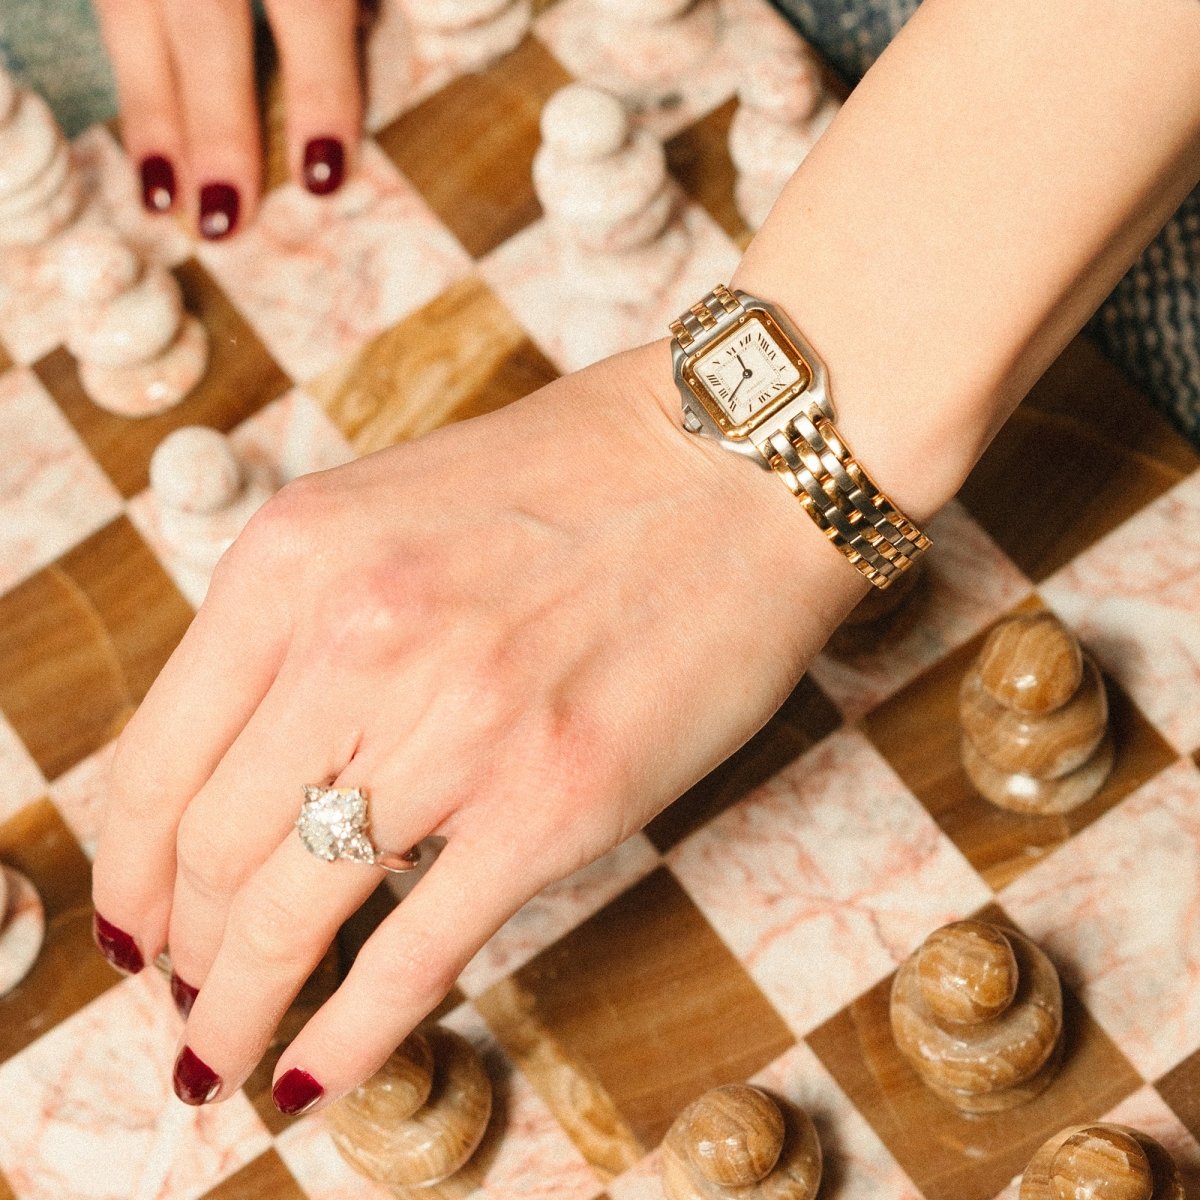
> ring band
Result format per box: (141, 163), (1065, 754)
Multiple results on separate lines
(296, 785), (421, 874)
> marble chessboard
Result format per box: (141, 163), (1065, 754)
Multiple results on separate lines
(2, 4), (1200, 1200)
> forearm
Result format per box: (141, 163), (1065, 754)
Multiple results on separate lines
(734, 0), (1200, 522)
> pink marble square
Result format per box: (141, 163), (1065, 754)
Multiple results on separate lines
(478, 194), (740, 374)
(196, 140), (472, 383)
(667, 727), (992, 1038)
(127, 388), (353, 607)
(0, 367), (124, 594)
(0, 713), (46, 826)
(458, 832), (660, 996)
(989, 1085), (1200, 1200)
(277, 1004), (601, 1200)
(1040, 469), (1200, 755)
(0, 971), (271, 1200)
(809, 500), (1032, 721)
(48, 738), (115, 858)
(1001, 758), (1200, 1082)
(72, 125), (195, 269)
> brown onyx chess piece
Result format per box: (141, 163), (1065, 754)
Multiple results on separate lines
(960, 611), (1113, 814)
(890, 920), (1063, 1114)
(1019, 1124), (1184, 1200)
(661, 1084), (822, 1200)
(326, 1025), (492, 1194)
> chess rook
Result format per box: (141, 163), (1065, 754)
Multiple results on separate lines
(1019, 1124), (1184, 1200)
(326, 1026), (492, 1192)
(661, 1084), (822, 1200)
(960, 611), (1113, 814)
(0, 64), (80, 248)
(730, 45), (840, 230)
(58, 229), (208, 416)
(398, 0), (532, 68)
(890, 919), (1064, 1113)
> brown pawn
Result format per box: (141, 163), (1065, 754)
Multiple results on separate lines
(960, 612), (1113, 814)
(661, 1083), (822, 1200)
(326, 1025), (492, 1193)
(890, 920), (1064, 1114)
(1019, 1123), (1184, 1200)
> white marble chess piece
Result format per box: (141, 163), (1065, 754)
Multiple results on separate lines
(533, 83), (690, 296)
(0, 64), (81, 248)
(57, 229), (208, 417)
(397, 0), (531, 68)
(149, 425), (276, 587)
(0, 862), (46, 998)
(729, 45), (840, 230)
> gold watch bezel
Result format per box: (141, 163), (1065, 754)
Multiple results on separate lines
(679, 309), (814, 439)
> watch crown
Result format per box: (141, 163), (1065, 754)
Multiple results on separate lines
(683, 409), (703, 433)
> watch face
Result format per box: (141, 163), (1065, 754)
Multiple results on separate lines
(692, 317), (804, 430)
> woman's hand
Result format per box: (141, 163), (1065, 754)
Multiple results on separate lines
(90, 341), (866, 1112)
(93, 0), (362, 236)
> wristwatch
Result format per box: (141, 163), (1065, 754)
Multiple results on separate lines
(669, 284), (930, 589)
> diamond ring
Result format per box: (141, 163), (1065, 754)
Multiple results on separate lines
(296, 785), (421, 874)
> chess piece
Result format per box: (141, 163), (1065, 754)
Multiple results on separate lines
(533, 83), (689, 296)
(730, 45), (840, 230)
(890, 919), (1064, 1114)
(0, 862), (46, 997)
(661, 1084), (822, 1200)
(1019, 1124), (1184, 1200)
(960, 612), (1113, 814)
(0, 64), (81, 248)
(326, 1025), (492, 1191)
(398, 0), (532, 68)
(150, 425), (275, 577)
(58, 229), (208, 417)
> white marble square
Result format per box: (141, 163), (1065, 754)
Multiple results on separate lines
(197, 141), (473, 383)
(48, 738), (114, 858)
(0, 713), (46, 826)
(0, 971), (271, 1200)
(458, 833), (661, 997)
(668, 727), (992, 1038)
(1041, 469), (1200, 755)
(0, 367), (123, 595)
(809, 500), (1032, 721)
(1001, 758), (1200, 1082)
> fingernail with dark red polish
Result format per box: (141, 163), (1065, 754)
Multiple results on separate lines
(170, 972), (199, 1020)
(302, 137), (345, 196)
(198, 182), (239, 239)
(173, 1046), (221, 1105)
(93, 911), (144, 975)
(272, 1068), (324, 1115)
(140, 155), (176, 213)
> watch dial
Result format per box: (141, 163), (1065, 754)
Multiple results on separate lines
(693, 318), (802, 426)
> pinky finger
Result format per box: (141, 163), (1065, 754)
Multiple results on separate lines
(269, 831), (542, 1115)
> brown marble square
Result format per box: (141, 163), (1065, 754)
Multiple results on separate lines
(35, 258), (290, 499)
(375, 36), (572, 259)
(308, 274), (558, 454)
(958, 336), (1200, 582)
(806, 904), (1143, 1200)
(646, 674), (841, 853)
(477, 867), (795, 1180)
(665, 99), (752, 250)
(197, 1150), (308, 1200)
(1157, 1048), (1200, 1148)
(0, 516), (193, 781)
(860, 597), (1179, 891)
(0, 800), (117, 1064)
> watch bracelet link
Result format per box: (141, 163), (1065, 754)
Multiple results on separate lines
(670, 285), (930, 590)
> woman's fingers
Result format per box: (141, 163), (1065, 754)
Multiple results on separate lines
(92, 554), (290, 976)
(93, 0), (186, 213)
(262, 0), (361, 194)
(161, 0), (261, 238)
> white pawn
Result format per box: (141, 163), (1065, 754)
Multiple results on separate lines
(399, 0), (532, 68)
(729, 46), (840, 230)
(0, 862), (46, 998)
(58, 229), (208, 417)
(150, 426), (275, 588)
(0, 64), (81, 248)
(533, 84), (688, 296)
